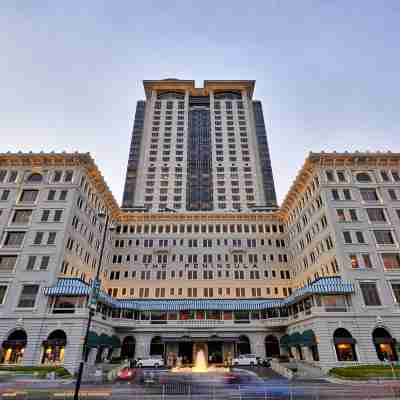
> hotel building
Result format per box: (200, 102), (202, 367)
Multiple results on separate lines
(0, 80), (399, 373)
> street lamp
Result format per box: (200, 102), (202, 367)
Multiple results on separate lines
(74, 212), (114, 400)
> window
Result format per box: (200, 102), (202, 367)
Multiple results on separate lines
(47, 232), (57, 245)
(20, 190), (38, 203)
(47, 190), (56, 201)
(3, 232), (25, 247)
(366, 208), (386, 223)
(59, 190), (68, 201)
(53, 171), (62, 182)
(0, 284), (7, 304)
(12, 210), (32, 224)
(54, 210), (63, 222)
(39, 257), (50, 271)
(8, 171), (18, 183)
(0, 190), (10, 201)
(17, 284), (39, 308)
(326, 170), (335, 182)
(360, 282), (381, 306)
(41, 210), (50, 222)
(336, 209), (346, 222)
(343, 189), (352, 201)
(0, 255), (17, 272)
(26, 173), (43, 183)
(26, 256), (36, 270)
(337, 171), (346, 182)
(381, 253), (400, 270)
(343, 232), (352, 244)
(381, 171), (390, 182)
(362, 254), (372, 268)
(356, 172), (372, 183)
(350, 254), (372, 269)
(392, 171), (400, 182)
(349, 254), (359, 269)
(388, 189), (398, 201)
(33, 232), (44, 245)
(355, 231), (365, 244)
(373, 230), (395, 245)
(65, 170), (73, 182)
(360, 188), (379, 202)
(390, 282), (400, 303)
(349, 209), (358, 221)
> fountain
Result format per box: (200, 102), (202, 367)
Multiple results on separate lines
(191, 349), (208, 373)
(171, 346), (229, 374)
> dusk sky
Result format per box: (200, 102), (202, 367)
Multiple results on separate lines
(1, 1), (399, 205)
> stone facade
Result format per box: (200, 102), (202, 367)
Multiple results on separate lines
(1, 120), (400, 373)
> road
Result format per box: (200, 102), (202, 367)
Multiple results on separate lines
(1, 367), (400, 399)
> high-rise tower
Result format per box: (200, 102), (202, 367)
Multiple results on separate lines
(122, 79), (277, 211)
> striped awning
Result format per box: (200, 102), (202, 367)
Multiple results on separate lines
(117, 299), (283, 311)
(43, 278), (90, 296)
(44, 276), (354, 311)
(284, 276), (354, 305)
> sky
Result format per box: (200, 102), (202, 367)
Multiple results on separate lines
(1, 1), (399, 205)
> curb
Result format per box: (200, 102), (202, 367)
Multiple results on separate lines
(326, 375), (400, 385)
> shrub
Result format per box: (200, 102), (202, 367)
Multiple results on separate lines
(0, 366), (71, 378)
(330, 365), (400, 380)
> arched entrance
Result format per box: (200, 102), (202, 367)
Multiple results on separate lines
(373, 327), (398, 361)
(41, 330), (67, 364)
(333, 328), (357, 361)
(150, 336), (164, 357)
(237, 335), (251, 355)
(120, 336), (136, 359)
(1, 330), (27, 364)
(265, 335), (280, 358)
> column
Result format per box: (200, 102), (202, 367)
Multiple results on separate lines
(135, 334), (152, 358)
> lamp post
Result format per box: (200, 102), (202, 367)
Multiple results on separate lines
(74, 212), (112, 400)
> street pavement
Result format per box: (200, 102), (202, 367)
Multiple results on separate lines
(1, 367), (400, 399)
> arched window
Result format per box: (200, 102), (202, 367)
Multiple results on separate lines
(120, 336), (136, 359)
(26, 173), (43, 183)
(333, 328), (357, 361)
(373, 327), (398, 361)
(356, 172), (372, 183)
(41, 330), (67, 364)
(265, 335), (280, 358)
(237, 335), (251, 355)
(214, 91), (242, 100)
(157, 91), (185, 100)
(150, 336), (164, 356)
(1, 330), (27, 364)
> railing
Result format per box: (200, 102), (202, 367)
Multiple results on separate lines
(50, 307), (87, 315)
(110, 317), (289, 328)
(289, 306), (351, 321)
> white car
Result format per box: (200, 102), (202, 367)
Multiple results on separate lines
(232, 354), (258, 367)
(136, 356), (164, 368)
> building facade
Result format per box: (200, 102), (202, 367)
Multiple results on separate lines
(0, 82), (400, 374)
(122, 80), (277, 211)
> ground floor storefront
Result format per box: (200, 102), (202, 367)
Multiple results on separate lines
(1, 313), (400, 373)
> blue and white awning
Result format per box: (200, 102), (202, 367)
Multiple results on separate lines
(117, 299), (283, 311)
(43, 278), (90, 296)
(44, 276), (354, 310)
(284, 276), (354, 305)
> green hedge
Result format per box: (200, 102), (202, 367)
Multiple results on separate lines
(0, 366), (71, 378)
(330, 365), (400, 380)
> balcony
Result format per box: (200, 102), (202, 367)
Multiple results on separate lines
(110, 316), (289, 329)
(288, 306), (352, 322)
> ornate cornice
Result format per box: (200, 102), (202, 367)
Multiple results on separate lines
(2, 151), (399, 224)
(143, 79), (255, 99)
(280, 151), (400, 217)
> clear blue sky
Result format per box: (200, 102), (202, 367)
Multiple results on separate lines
(1, 1), (399, 205)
